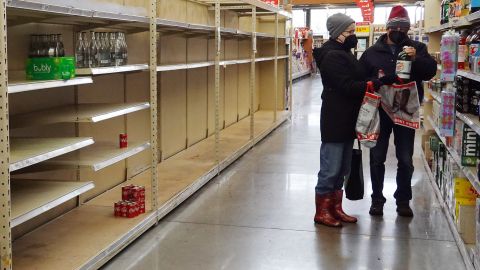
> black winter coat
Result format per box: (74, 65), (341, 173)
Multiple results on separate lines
(359, 34), (437, 102)
(313, 40), (367, 143)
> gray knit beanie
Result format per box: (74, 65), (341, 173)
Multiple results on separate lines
(327, 13), (355, 39)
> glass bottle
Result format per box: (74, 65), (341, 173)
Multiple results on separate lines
(89, 31), (98, 67)
(396, 47), (413, 81)
(121, 32), (128, 65)
(47, 34), (56, 57)
(28, 35), (37, 58)
(56, 34), (65, 57)
(109, 32), (117, 66)
(75, 32), (86, 68)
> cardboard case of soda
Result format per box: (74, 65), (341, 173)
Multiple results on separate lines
(114, 185), (146, 218)
(26, 57), (75, 80)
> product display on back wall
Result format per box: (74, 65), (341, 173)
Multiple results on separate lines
(75, 31), (128, 68)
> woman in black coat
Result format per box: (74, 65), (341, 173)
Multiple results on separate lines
(312, 13), (397, 227)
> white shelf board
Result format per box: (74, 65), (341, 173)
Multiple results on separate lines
(11, 102), (150, 129)
(194, 0), (291, 18)
(467, 11), (480, 22)
(427, 116), (480, 193)
(11, 180), (94, 227)
(44, 141), (150, 171)
(10, 137), (94, 172)
(76, 64), (149, 75)
(421, 150), (476, 270)
(8, 77), (93, 94)
(7, 0), (149, 24)
(457, 70), (480, 82)
(456, 111), (480, 137)
(426, 17), (470, 34)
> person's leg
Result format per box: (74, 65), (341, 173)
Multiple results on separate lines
(315, 142), (345, 227)
(334, 140), (355, 190)
(332, 140), (358, 223)
(316, 142), (345, 195)
(393, 124), (415, 217)
(369, 109), (393, 215)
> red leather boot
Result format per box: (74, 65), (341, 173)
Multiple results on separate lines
(314, 193), (342, 227)
(332, 190), (358, 223)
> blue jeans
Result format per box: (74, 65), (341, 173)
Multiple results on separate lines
(316, 140), (355, 195)
(370, 108), (415, 203)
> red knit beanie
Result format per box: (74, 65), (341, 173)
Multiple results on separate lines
(387, 6), (411, 29)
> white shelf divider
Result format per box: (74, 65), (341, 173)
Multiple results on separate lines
(458, 70), (480, 82)
(8, 77), (93, 94)
(76, 64), (149, 76)
(11, 180), (95, 227)
(10, 137), (94, 172)
(44, 141), (151, 171)
(11, 102), (150, 129)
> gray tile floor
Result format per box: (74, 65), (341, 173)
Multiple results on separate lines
(103, 76), (466, 270)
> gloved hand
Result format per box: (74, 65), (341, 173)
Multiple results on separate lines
(379, 74), (400, 85)
(371, 74), (400, 91)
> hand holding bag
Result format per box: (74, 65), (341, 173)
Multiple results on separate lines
(356, 82), (381, 148)
(345, 141), (364, 201)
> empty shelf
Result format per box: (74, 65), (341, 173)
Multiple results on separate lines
(76, 64), (149, 75)
(10, 137), (94, 172)
(12, 180), (94, 227)
(45, 141), (151, 171)
(8, 77), (93, 94)
(11, 102), (150, 129)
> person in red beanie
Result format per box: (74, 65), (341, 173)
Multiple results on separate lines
(360, 6), (437, 217)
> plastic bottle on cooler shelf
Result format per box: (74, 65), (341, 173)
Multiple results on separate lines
(469, 29), (480, 71)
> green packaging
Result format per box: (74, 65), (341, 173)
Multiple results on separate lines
(461, 124), (480, 167)
(26, 57), (75, 80)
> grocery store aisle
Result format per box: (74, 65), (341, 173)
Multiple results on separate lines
(103, 75), (466, 270)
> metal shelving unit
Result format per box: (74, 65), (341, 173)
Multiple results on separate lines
(0, 0), (293, 269)
(11, 180), (94, 227)
(421, 149), (476, 270)
(44, 141), (151, 171)
(11, 102), (151, 129)
(10, 137), (94, 172)
(8, 77), (93, 94)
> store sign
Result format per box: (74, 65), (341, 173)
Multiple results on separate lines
(356, 22), (371, 34)
(355, 0), (374, 22)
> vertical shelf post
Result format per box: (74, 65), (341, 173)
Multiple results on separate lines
(274, 13), (278, 122)
(215, 1), (221, 169)
(250, 6), (256, 141)
(288, 19), (293, 112)
(149, 0), (159, 217)
(0, 0), (11, 268)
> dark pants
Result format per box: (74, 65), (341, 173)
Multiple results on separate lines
(370, 108), (415, 203)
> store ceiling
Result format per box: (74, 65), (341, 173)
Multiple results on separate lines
(292, 0), (417, 5)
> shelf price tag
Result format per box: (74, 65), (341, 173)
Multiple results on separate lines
(355, 22), (371, 34)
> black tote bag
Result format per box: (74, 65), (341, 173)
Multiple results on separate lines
(345, 141), (364, 201)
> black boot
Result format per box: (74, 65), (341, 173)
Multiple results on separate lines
(369, 199), (385, 216)
(396, 201), (414, 217)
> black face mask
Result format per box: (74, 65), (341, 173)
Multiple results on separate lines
(342, 35), (358, 50)
(389, 31), (408, 44)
